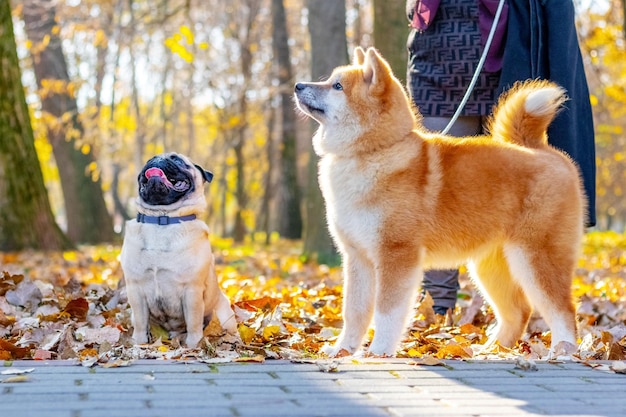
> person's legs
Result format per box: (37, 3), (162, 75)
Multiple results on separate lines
(420, 115), (483, 314)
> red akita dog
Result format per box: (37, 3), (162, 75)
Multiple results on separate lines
(294, 47), (584, 357)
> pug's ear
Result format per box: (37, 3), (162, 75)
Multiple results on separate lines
(195, 164), (214, 183)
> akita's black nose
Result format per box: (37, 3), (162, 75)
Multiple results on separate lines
(294, 83), (306, 92)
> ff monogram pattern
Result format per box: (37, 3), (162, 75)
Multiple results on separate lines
(407, 0), (500, 117)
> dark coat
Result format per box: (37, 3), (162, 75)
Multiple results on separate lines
(498, 0), (596, 226)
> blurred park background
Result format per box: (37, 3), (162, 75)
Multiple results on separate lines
(1, 0), (625, 262)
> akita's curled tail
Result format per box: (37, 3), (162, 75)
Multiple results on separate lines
(488, 80), (567, 148)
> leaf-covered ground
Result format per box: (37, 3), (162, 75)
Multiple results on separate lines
(1, 232), (625, 368)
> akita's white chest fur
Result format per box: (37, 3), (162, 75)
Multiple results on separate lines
(318, 155), (382, 254)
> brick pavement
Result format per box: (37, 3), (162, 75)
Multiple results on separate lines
(1, 359), (624, 417)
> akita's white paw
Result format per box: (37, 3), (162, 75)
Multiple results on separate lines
(320, 343), (352, 358)
(366, 342), (397, 357)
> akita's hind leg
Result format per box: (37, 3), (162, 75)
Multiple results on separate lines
(368, 248), (423, 356)
(504, 244), (577, 351)
(321, 250), (375, 357)
(469, 247), (532, 348)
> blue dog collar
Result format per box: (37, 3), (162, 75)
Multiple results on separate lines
(136, 213), (197, 225)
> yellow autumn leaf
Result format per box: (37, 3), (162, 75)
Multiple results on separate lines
(88, 161), (98, 174)
(180, 25), (194, 45)
(238, 324), (256, 344)
(262, 325), (281, 340)
(94, 29), (107, 47)
(63, 251), (78, 262)
(406, 348), (422, 358)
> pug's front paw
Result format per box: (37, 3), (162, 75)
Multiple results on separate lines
(185, 332), (203, 348)
(132, 330), (149, 345)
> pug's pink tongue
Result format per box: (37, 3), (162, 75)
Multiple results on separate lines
(145, 167), (174, 188)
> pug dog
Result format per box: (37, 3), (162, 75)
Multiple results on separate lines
(120, 152), (238, 348)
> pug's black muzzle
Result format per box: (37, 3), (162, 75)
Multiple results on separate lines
(138, 155), (195, 206)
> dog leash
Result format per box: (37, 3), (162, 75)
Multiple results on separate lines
(441, 0), (507, 135)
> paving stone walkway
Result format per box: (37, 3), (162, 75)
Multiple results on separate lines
(1, 359), (624, 417)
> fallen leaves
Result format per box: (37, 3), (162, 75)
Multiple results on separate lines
(0, 339), (30, 360)
(514, 357), (538, 371)
(1, 367), (34, 375)
(1, 375), (30, 383)
(0, 232), (624, 371)
(1, 367), (36, 383)
(63, 298), (89, 321)
(408, 356), (446, 366)
(580, 360), (626, 374)
(5, 276), (42, 309)
(610, 361), (626, 373)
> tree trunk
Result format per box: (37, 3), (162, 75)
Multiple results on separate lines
(261, 102), (277, 244)
(127, 0), (146, 171)
(231, 0), (262, 243)
(623, 0), (626, 40)
(22, 0), (114, 244)
(303, 0), (346, 265)
(271, 0), (303, 240)
(111, 163), (131, 223)
(0, 0), (71, 251)
(184, 3), (197, 157)
(232, 138), (247, 242)
(373, 0), (408, 84)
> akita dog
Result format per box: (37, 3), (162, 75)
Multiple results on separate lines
(294, 47), (584, 357)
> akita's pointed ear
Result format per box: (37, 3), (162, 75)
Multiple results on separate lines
(352, 47), (366, 66)
(362, 48), (392, 94)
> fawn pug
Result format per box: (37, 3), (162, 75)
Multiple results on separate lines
(121, 152), (237, 348)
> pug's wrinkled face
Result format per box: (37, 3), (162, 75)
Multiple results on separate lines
(138, 153), (212, 206)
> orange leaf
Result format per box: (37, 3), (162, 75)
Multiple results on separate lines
(203, 315), (225, 338)
(332, 348), (351, 358)
(234, 296), (281, 312)
(0, 272), (23, 296)
(0, 310), (15, 327)
(435, 344), (473, 359)
(64, 298), (89, 321)
(79, 348), (98, 360)
(459, 323), (483, 335)
(0, 339), (30, 359)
